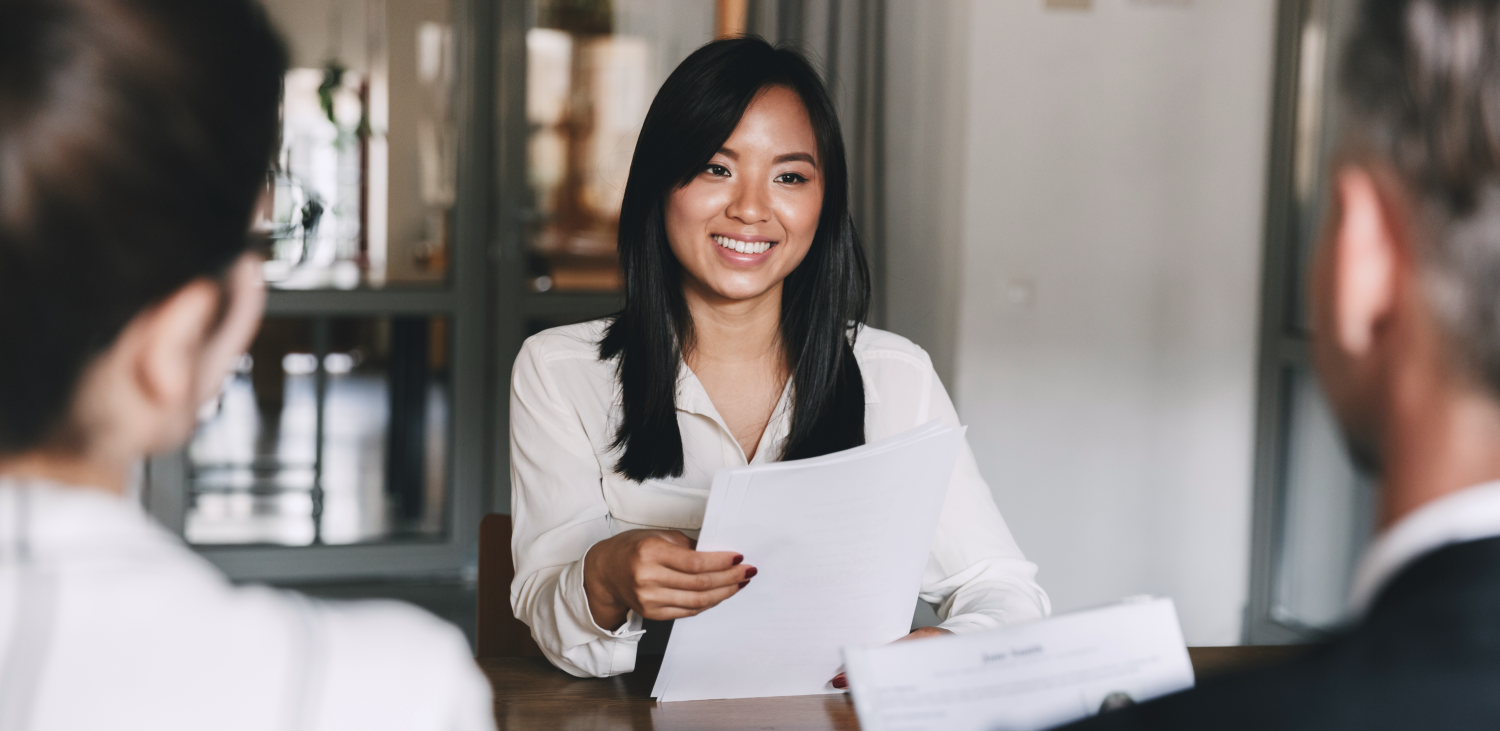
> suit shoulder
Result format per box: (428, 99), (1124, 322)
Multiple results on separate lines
(1057, 646), (1342, 731)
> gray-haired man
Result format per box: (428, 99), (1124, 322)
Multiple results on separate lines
(1067, 0), (1500, 728)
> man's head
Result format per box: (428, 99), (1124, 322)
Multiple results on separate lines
(1312, 0), (1500, 485)
(0, 0), (285, 485)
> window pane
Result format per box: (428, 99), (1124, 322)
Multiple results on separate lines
(524, 0), (715, 294)
(1271, 365), (1376, 629)
(257, 0), (456, 289)
(186, 316), (451, 546)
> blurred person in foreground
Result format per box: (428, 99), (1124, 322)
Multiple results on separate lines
(1064, 0), (1500, 728)
(0, 0), (492, 729)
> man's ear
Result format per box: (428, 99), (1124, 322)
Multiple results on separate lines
(1330, 167), (1402, 356)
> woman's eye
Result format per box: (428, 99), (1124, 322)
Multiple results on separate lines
(705, 164), (730, 177)
(776, 172), (807, 184)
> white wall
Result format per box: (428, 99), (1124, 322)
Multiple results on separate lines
(884, 0), (972, 387)
(887, 0), (1275, 645)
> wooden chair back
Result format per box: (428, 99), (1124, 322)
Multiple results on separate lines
(476, 513), (545, 658)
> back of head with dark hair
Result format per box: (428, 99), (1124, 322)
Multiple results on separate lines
(600, 37), (871, 481)
(0, 0), (287, 453)
(1341, 0), (1500, 393)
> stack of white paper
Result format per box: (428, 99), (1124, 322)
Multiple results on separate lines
(650, 421), (966, 702)
(843, 597), (1195, 731)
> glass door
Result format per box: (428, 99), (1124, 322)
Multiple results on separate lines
(518, 0), (717, 333)
(144, 0), (494, 582)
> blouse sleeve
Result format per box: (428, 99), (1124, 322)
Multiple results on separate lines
(509, 337), (644, 678)
(911, 356), (1053, 633)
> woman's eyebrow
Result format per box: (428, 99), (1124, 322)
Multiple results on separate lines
(715, 148), (817, 166)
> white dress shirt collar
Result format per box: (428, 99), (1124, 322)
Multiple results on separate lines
(671, 361), (794, 465)
(670, 355), (886, 466)
(1348, 479), (1500, 613)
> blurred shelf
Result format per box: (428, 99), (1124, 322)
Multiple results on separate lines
(265, 288), (457, 315)
(522, 291), (623, 321)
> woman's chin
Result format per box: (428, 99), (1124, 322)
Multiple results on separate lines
(694, 277), (782, 305)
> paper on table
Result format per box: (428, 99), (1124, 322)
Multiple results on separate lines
(650, 421), (966, 702)
(843, 597), (1195, 731)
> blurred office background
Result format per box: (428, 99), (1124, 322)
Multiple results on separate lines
(134, 0), (1361, 648)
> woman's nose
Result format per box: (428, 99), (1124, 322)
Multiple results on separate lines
(725, 181), (771, 225)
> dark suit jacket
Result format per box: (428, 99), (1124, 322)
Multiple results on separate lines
(1059, 536), (1500, 730)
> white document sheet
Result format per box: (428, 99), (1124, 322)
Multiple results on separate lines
(843, 597), (1195, 731)
(650, 421), (966, 702)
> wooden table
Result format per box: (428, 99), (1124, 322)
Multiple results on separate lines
(481, 645), (1306, 730)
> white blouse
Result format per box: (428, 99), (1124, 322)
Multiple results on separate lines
(509, 319), (1050, 678)
(0, 479), (493, 731)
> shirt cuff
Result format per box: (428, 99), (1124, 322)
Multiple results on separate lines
(568, 541), (647, 640)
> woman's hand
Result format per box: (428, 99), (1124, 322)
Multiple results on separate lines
(830, 627), (952, 690)
(583, 529), (756, 630)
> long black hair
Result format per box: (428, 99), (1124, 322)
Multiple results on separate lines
(599, 37), (871, 481)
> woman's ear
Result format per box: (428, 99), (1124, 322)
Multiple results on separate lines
(133, 280), (224, 422)
(1329, 166), (1401, 357)
(124, 253), (264, 454)
(192, 254), (266, 410)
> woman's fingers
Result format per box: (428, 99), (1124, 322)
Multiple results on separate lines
(637, 534), (740, 574)
(625, 531), (754, 620)
(639, 583), (744, 617)
(650, 563), (755, 592)
(655, 545), (743, 575)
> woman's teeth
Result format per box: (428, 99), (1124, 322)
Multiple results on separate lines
(713, 235), (773, 255)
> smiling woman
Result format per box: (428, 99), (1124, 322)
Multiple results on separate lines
(508, 37), (1051, 681)
(667, 87), (822, 292)
(605, 40), (870, 480)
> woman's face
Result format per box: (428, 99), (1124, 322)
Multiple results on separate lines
(666, 85), (823, 305)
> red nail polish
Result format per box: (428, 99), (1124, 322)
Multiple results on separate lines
(738, 580), (749, 589)
(744, 566), (758, 579)
(732, 555), (744, 566)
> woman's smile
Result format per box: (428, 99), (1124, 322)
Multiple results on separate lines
(712, 233), (778, 260)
